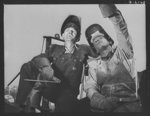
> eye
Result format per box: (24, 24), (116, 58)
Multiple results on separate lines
(93, 37), (99, 42)
(71, 29), (77, 36)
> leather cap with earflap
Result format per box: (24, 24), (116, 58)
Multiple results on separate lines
(85, 24), (114, 52)
(61, 15), (81, 42)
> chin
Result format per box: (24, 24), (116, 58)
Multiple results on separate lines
(97, 49), (108, 56)
(64, 39), (71, 41)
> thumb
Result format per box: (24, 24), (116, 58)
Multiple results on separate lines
(53, 77), (61, 83)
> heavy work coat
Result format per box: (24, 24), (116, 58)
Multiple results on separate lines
(45, 44), (96, 97)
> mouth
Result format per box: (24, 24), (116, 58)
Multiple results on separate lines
(94, 42), (108, 52)
(66, 34), (74, 39)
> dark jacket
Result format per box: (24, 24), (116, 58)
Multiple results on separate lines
(15, 54), (50, 106)
(45, 44), (96, 96)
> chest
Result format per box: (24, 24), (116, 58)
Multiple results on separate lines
(96, 55), (130, 84)
(51, 47), (88, 73)
(96, 55), (119, 75)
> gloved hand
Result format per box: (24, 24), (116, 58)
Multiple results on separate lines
(39, 65), (61, 83)
(39, 65), (54, 81)
(32, 56), (54, 81)
(90, 92), (119, 112)
(98, 4), (117, 18)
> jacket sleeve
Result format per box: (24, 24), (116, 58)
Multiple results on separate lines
(99, 4), (134, 59)
(90, 92), (119, 112)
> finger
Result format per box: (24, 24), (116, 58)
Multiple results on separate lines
(53, 77), (61, 83)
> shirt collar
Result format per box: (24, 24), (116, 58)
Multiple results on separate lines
(65, 44), (77, 54)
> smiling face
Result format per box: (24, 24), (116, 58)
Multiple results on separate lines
(62, 27), (77, 42)
(91, 31), (110, 54)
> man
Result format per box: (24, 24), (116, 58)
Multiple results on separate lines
(16, 15), (96, 112)
(15, 54), (58, 112)
(84, 4), (141, 112)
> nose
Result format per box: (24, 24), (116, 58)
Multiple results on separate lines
(70, 30), (74, 35)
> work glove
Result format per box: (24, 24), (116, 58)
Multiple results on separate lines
(32, 56), (61, 87)
(90, 92), (120, 112)
(32, 55), (55, 81)
(99, 4), (117, 18)
(39, 65), (54, 81)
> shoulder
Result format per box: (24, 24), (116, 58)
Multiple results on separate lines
(87, 57), (99, 69)
(77, 44), (90, 49)
(45, 44), (64, 57)
(77, 44), (92, 52)
(77, 44), (98, 58)
(48, 44), (63, 49)
(75, 44), (90, 54)
(46, 44), (64, 52)
(31, 53), (47, 61)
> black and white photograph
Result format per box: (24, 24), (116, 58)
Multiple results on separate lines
(3, 1), (149, 113)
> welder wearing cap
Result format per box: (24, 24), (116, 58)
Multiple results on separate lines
(84, 4), (141, 112)
(15, 54), (59, 112)
(25, 15), (97, 112)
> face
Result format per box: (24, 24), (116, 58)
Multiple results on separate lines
(91, 31), (110, 54)
(62, 27), (77, 42)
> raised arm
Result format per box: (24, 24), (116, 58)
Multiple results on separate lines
(99, 4), (134, 59)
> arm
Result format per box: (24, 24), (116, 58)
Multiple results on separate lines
(80, 44), (97, 58)
(84, 63), (99, 99)
(87, 45), (98, 58)
(99, 4), (134, 59)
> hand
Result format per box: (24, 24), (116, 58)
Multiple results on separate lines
(39, 65), (54, 81)
(90, 92), (119, 112)
(98, 4), (117, 18)
(52, 76), (61, 83)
